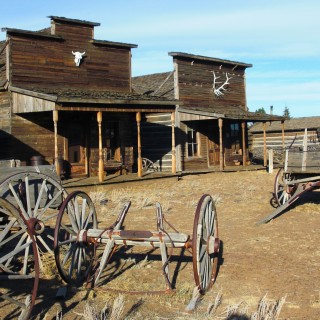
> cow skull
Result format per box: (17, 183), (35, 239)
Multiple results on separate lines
(72, 51), (85, 67)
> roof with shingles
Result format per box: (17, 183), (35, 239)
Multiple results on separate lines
(132, 72), (174, 99)
(9, 86), (179, 105)
(249, 116), (320, 132)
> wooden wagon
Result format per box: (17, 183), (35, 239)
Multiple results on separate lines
(258, 130), (320, 224)
(1, 165), (220, 318)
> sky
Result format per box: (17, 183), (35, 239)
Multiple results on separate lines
(1, 0), (319, 118)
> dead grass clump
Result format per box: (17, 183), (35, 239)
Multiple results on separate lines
(39, 250), (57, 279)
(73, 295), (124, 320)
(251, 294), (286, 320)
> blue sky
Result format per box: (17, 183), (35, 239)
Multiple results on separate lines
(1, 0), (319, 118)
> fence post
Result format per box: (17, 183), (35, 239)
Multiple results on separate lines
(268, 149), (273, 173)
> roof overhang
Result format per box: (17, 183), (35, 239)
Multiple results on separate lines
(9, 86), (180, 113)
(177, 106), (285, 122)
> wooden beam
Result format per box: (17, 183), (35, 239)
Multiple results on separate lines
(242, 122), (246, 166)
(97, 111), (104, 182)
(281, 120), (285, 149)
(136, 112), (142, 177)
(55, 105), (175, 113)
(53, 110), (60, 176)
(263, 122), (267, 166)
(171, 112), (176, 174)
(218, 118), (224, 171)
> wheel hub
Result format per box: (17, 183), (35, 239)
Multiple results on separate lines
(27, 218), (45, 235)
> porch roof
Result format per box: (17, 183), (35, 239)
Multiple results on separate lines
(9, 86), (180, 113)
(178, 105), (285, 122)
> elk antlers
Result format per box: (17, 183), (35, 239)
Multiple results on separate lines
(212, 71), (232, 97)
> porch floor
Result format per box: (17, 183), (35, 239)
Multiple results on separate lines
(62, 164), (269, 189)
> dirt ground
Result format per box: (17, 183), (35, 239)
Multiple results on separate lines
(5, 170), (320, 319)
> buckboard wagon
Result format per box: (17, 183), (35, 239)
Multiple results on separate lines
(258, 130), (320, 224)
(0, 165), (220, 319)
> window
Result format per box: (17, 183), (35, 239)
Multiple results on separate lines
(187, 128), (198, 157)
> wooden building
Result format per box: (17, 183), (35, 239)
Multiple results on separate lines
(133, 52), (284, 171)
(0, 16), (178, 180)
(249, 116), (320, 163)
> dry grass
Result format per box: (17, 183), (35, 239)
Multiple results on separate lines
(60, 291), (285, 320)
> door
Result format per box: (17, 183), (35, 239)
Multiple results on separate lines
(208, 138), (220, 166)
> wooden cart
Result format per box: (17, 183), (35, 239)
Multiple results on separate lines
(258, 132), (320, 224)
(53, 191), (220, 295)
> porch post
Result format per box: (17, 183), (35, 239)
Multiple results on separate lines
(218, 118), (224, 171)
(263, 121), (267, 166)
(281, 120), (285, 149)
(241, 122), (247, 166)
(97, 111), (104, 182)
(136, 112), (143, 177)
(171, 112), (176, 174)
(53, 110), (60, 176)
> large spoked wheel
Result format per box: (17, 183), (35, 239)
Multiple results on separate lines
(274, 168), (297, 207)
(0, 198), (40, 320)
(192, 194), (219, 294)
(0, 171), (68, 256)
(54, 191), (97, 285)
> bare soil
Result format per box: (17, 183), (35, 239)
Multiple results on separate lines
(10, 170), (320, 319)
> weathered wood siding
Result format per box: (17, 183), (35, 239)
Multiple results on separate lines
(10, 112), (62, 164)
(0, 41), (7, 85)
(8, 22), (132, 92)
(0, 92), (12, 159)
(175, 58), (247, 110)
(12, 92), (55, 113)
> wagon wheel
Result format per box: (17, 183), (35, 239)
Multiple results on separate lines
(0, 198), (40, 320)
(0, 171), (68, 260)
(274, 168), (297, 207)
(54, 191), (97, 285)
(192, 194), (219, 294)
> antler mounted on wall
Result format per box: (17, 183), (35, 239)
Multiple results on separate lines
(212, 71), (232, 97)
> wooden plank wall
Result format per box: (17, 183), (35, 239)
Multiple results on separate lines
(0, 42), (6, 84)
(0, 92), (12, 159)
(176, 58), (247, 109)
(9, 22), (131, 92)
(10, 113), (63, 165)
(12, 92), (55, 113)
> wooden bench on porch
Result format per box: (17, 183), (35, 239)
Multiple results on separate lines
(104, 160), (128, 176)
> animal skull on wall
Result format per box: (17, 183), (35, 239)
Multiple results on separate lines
(72, 51), (85, 67)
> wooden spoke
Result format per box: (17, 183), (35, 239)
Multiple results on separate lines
(54, 191), (97, 285)
(192, 194), (219, 294)
(0, 198), (40, 320)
